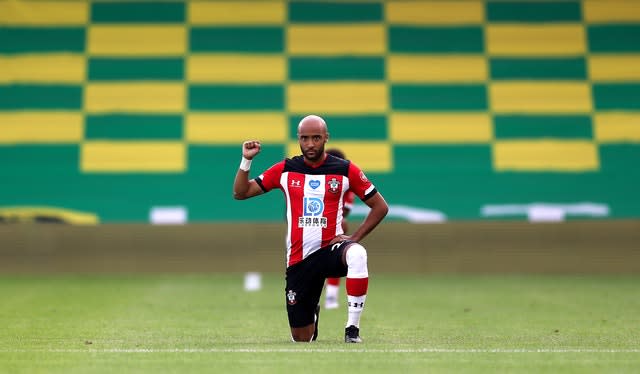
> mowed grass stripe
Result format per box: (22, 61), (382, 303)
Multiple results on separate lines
(3, 348), (640, 353)
(1, 274), (639, 372)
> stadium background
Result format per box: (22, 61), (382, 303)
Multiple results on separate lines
(2, 5), (639, 371)
(1, 0), (639, 224)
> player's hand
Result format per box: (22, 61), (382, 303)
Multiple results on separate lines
(330, 234), (350, 245)
(242, 140), (261, 160)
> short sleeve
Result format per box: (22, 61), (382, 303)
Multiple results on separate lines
(255, 160), (285, 192)
(347, 162), (377, 201)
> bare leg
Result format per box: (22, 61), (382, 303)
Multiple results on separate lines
(290, 324), (315, 342)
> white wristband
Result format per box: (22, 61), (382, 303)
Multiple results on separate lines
(239, 157), (252, 172)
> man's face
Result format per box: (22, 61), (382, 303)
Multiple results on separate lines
(298, 129), (327, 162)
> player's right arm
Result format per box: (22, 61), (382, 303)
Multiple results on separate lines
(233, 140), (264, 200)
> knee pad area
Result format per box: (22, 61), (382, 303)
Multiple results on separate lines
(346, 244), (368, 278)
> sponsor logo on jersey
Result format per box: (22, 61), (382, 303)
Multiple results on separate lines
(297, 216), (328, 228)
(309, 180), (321, 189)
(290, 179), (301, 187)
(299, 197), (327, 227)
(303, 197), (324, 216)
(359, 171), (368, 183)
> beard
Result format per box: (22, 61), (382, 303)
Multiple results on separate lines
(302, 145), (324, 162)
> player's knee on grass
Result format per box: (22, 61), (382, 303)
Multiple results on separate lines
(291, 325), (314, 342)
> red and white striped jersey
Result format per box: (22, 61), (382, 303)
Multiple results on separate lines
(255, 154), (377, 267)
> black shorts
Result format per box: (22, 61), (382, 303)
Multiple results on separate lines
(284, 241), (352, 328)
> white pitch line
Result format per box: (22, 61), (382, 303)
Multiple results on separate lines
(2, 348), (639, 354)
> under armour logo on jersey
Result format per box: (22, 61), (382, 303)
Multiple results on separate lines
(290, 180), (301, 187)
(348, 301), (364, 308)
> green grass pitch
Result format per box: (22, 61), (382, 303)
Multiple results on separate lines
(1, 274), (639, 373)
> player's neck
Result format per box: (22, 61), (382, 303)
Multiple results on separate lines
(303, 153), (327, 168)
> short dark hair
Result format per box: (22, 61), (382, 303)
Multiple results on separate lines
(326, 148), (345, 159)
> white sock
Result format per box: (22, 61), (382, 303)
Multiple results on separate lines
(325, 284), (339, 301)
(346, 295), (366, 328)
(345, 244), (369, 328)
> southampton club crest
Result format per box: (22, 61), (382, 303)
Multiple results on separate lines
(327, 177), (340, 193)
(287, 290), (297, 305)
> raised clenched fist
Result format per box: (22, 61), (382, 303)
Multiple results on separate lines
(242, 140), (261, 160)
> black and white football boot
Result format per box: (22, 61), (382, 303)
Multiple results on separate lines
(344, 325), (362, 343)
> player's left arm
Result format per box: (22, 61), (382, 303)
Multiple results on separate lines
(346, 192), (388, 243)
(330, 162), (388, 244)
